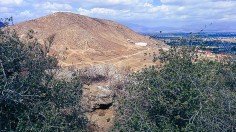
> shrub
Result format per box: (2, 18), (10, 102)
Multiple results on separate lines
(114, 46), (236, 131)
(0, 23), (87, 131)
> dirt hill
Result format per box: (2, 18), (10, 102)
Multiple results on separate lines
(12, 12), (167, 70)
(10, 12), (169, 131)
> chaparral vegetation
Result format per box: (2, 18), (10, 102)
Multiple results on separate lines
(113, 46), (236, 131)
(0, 21), (87, 131)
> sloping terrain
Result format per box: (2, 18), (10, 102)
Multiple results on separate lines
(11, 12), (169, 131)
(12, 12), (167, 70)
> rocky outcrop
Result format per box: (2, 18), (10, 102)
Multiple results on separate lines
(82, 85), (114, 112)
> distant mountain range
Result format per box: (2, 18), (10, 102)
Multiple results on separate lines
(121, 23), (180, 33)
(121, 22), (236, 33)
(0, 22), (5, 27)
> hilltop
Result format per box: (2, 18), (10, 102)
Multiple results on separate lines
(11, 12), (167, 70)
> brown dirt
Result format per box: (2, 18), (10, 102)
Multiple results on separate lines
(86, 108), (115, 132)
(11, 12), (168, 70)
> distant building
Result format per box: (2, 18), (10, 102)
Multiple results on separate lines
(135, 42), (148, 46)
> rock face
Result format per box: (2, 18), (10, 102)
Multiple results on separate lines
(82, 85), (114, 112)
(81, 82), (116, 131)
(77, 64), (131, 131)
(11, 12), (168, 70)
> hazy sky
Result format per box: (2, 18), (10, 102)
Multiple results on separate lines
(1, 0), (236, 32)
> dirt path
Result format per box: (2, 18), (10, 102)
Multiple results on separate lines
(59, 47), (153, 68)
(104, 47), (150, 63)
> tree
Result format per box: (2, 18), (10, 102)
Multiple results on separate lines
(0, 20), (87, 131)
(114, 46), (236, 131)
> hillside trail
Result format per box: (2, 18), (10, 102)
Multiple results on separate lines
(104, 47), (151, 62)
(59, 47), (154, 68)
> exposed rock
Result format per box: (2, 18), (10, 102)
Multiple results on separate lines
(82, 85), (114, 112)
(127, 39), (135, 43)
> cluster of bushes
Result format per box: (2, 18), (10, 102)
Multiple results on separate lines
(0, 24), (87, 131)
(114, 46), (236, 131)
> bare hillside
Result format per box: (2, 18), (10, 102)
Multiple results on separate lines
(12, 12), (167, 69)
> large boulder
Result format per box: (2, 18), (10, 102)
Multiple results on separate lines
(82, 85), (114, 112)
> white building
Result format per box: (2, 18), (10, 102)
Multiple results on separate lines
(135, 42), (148, 46)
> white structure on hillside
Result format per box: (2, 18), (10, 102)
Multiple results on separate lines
(135, 42), (147, 46)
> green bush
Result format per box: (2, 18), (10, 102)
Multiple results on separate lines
(0, 26), (87, 131)
(114, 46), (236, 131)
